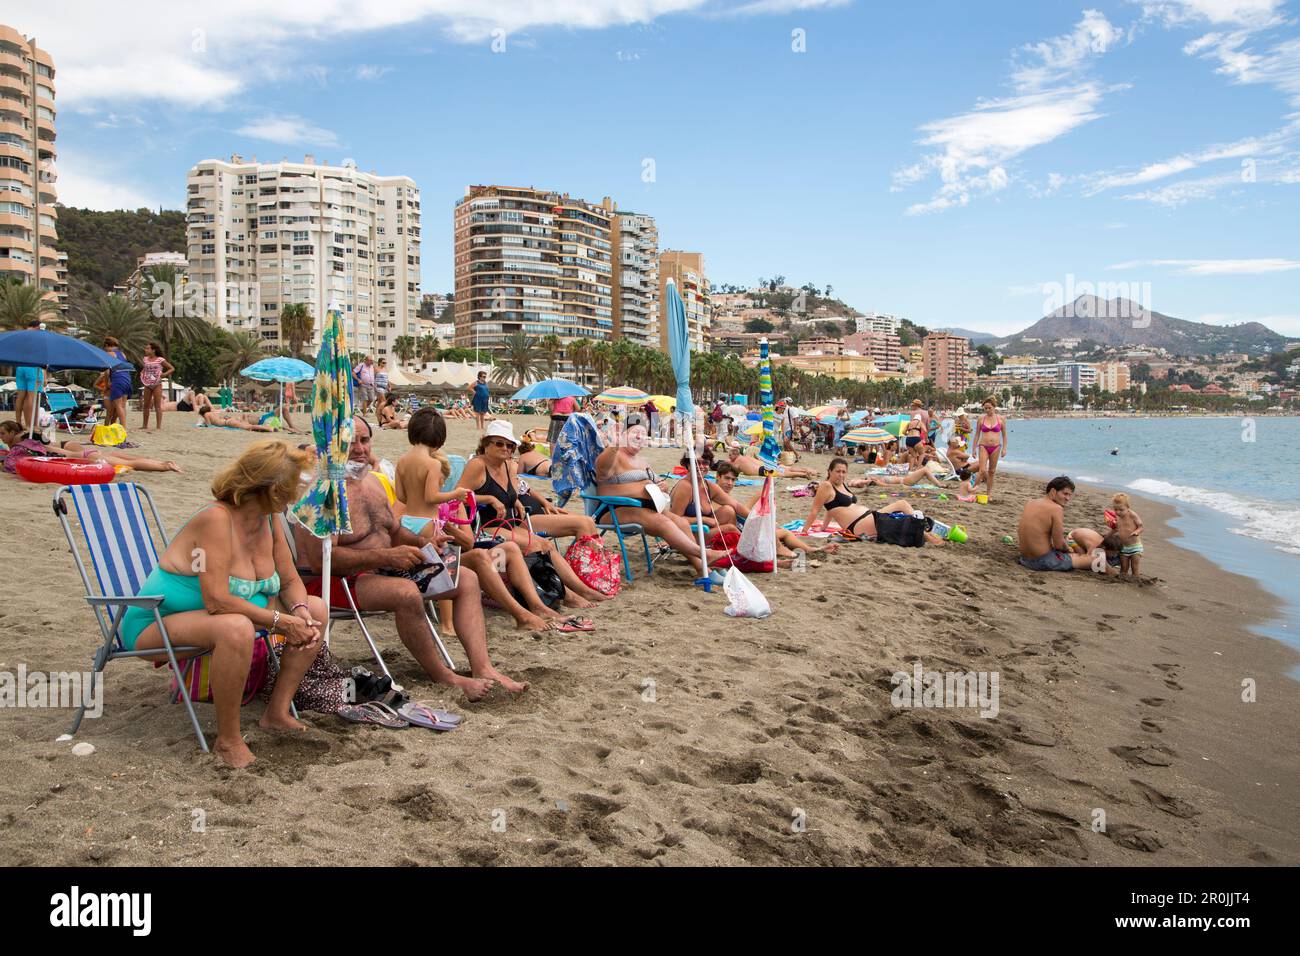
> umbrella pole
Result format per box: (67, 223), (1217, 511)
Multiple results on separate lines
(683, 415), (711, 591)
(29, 365), (48, 440)
(279, 382), (284, 422)
(320, 538), (333, 648)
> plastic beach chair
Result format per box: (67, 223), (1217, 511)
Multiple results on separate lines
(571, 483), (654, 582)
(45, 390), (97, 434)
(53, 483), (289, 753)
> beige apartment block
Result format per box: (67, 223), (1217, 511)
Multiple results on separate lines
(658, 249), (709, 351)
(844, 330), (901, 374)
(922, 332), (971, 392)
(0, 24), (60, 312)
(453, 185), (614, 363)
(606, 202), (659, 347)
(185, 154), (421, 358)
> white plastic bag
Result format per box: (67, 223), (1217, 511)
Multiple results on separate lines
(737, 477), (777, 565)
(723, 566), (772, 619)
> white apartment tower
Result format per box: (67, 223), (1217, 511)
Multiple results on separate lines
(185, 154), (420, 357)
(608, 207), (659, 346)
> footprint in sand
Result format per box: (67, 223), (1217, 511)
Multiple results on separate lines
(1140, 697), (1170, 708)
(1140, 718), (1163, 734)
(1110, 744), (1175, 767)
(1150, 612), (1168, 620)
(1130, 779), (1199, 819)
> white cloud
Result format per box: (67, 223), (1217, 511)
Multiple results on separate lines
(1110, 257), (1300, 273)
(1138, 1), (1285, 29)
(234, 114), (342, 149)
(895, 11), (1125, 215)
(55, 151), (173, 211)
(1086, 120), (1299, 192)
(353, 64), (394, 81)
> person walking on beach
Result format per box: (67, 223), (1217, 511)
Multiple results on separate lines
(139, 342), (174, 431)
(96, 336), (133, 428)
(547, 392), (577, 447)
(469, 370), (490, 431)
(1017, 476), (1114, 573)
(353, 355), (377, 414)
(974, 397), (1007, 502)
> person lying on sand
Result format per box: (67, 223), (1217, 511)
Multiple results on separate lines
(0, 421), (183, 473)
(713, 461), (838, 558)
(117, 440), (327, 768)
(293, 416), (528, 700)
(1017, 476), (1117, 573)
(517, 439), (551, 477)
(804, 457), (943, 544)
(195, 395), (275, 432)
(725, 441), (817, 480)
(856, 449), (957, 488)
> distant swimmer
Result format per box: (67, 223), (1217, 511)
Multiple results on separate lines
(1110, 447), (1119, 456)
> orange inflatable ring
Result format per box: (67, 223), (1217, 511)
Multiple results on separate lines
(14, 456), (116, 485)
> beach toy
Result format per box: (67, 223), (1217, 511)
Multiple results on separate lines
(946, 524), (968, 543)
(1104, 509), (1117, 528)
(976, 494), (989, 505)
(929, 519), (968, 543)
(1001, 534), (1014, 545)
(938, 494), (949, 501)
(15, 456), (115, 485)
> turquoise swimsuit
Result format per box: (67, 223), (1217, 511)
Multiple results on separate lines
(117, 511), (281, 651)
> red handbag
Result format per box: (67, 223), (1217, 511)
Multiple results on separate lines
(564, 534), (623, 595)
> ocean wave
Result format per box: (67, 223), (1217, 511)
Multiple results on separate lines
(1128, 478), (1300, 553)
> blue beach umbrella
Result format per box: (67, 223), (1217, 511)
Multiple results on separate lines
(665, 279), (709, 589)
(511, 378), (590, 401)
(241, 356), (316, 421)
(0, 329), (131, 438)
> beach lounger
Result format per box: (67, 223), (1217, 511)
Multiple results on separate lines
(53, 483), (289, 753)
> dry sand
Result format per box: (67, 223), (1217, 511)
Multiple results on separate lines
(0, 412), (1297, 866)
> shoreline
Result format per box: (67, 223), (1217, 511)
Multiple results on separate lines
(0, 414), (1296, 865)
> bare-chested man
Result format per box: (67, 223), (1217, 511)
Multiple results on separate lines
(725, 442), (816, 480)
(1017, 476), (1114, 574)
(294, 417), (527, 699)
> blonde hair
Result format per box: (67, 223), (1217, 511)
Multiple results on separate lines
(211, 440), (312, 514)
(1112, 492), (1130, 507)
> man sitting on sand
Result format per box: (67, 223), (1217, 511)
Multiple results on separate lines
(294, 416), (528, 700)
(1017, 476), (1116, 573)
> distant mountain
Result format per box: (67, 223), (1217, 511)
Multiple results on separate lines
(999, 296), (1289, 357)
(935, 327), (1000, 346)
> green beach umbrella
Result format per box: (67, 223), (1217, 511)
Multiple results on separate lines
(292, 302), (354, 634)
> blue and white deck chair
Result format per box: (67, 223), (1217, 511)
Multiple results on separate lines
(53, 483), (289, 753)
(578, 487), (655, 581)
(45, 390), (96, 434)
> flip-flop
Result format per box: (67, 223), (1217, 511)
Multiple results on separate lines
(542, 619), (587, 634)
(560, 615), (596, 632)
(338, 701), (409, 729)
(397, 702), (459, 731)
(410, 701), (462, 725)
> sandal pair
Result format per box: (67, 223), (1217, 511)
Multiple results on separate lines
(541, 616), (596, 634)
(338, 700), (461, 731)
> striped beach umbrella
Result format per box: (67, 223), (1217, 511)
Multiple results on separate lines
(595, 386), (650, 406)
(843, 426), (893, 445)
(292, 301), (353, 637)
(873, 414), (911, 438)
(808, 405), (839, 418)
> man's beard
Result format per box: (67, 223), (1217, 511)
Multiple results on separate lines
(345, 459), (370, 480)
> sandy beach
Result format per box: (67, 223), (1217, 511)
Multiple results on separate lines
(0, 413), (1296, 866)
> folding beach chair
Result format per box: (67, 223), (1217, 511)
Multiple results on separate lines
(45, 390), (97, 434)
(575, 484), (654, 581)
(53, 483), (287, 753)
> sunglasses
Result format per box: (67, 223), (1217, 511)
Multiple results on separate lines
(486, 439), (516, 450)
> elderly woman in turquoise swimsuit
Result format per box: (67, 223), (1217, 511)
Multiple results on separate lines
(117, 441), (326, 769)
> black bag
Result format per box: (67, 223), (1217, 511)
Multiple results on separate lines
(520, 551), (565, 608)
(872, 512), (928, 548)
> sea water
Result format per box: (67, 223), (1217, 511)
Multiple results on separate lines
(999, 416), (1300, 661)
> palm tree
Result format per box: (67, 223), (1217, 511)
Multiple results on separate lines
(279, 303), (314, 357)
(391, 335), (415, 366)
(540, 334), (563, 377)
(80, 294), (155, 363)
(137, 264), (206, 356)
(0, 278), (59, 330)
(214, 331), (269, 382)
(489, 331), (546, 387)
(418, 333), (439, 366)
(566, 338), (590, 384)
(589, 341), (613, 389)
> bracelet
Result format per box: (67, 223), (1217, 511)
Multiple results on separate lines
(289, 602), (309, 616)
(270, 609), (280, 635)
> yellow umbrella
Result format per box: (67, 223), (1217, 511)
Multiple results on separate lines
(808, 405), (839, 418)
(649, 394), (676, 411)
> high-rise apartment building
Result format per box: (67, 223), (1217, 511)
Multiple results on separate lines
(922, 332), (970, 392)
(607, 204), (658, 346)
(0, 25), (61, 311)
(855, 311), (902, 335)
(453, 185), (613, 361)
(185, 154), (420, 357)
(658, 250), (709, 351)
(844, 330), (902, 374)
(1095, 361), (1131, 393)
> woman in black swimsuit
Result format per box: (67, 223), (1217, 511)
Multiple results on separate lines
(456, 421), (609, 606)
(804, 457), (921, 540)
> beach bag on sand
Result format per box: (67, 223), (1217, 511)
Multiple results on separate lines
(874, 512), (927, 548)
(521, 551), (565, 609)
(723, 566), (771, 619)
(1, 438), (48, 474)
(263, 643), (354, 714)
(166, 637), (269, 705)
(91, 423), (127, 447)
(564, 534), (622, 596)
(737, 478), (778, 566)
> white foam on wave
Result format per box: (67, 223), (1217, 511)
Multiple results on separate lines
(1128, 478), (1300, 554)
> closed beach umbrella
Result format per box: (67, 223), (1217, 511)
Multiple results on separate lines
(0, 328), (131, 438)
(291, 302), (354, 639)
(843, 426), (892, 445)
(511, 378), (589, 401)
(665, 278), (709, 589)
(595, 385), (650, 406)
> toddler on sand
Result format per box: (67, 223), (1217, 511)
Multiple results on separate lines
(1111, 493), (1144, 577)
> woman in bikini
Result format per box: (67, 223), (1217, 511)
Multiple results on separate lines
(712, 461), (838, 559)
(457, 420), (609, 608)
(195, 394), (275, 432)
(593, 414), (729, 576)
(974, 397), (1007, 502)
(803, 457), (925, 541)
(517, 439), (552, 477)
(0, 421), (183, 472)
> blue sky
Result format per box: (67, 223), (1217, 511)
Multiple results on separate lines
(15, 0), (1300, 336)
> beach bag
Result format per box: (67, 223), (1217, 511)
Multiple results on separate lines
(91, 423), (127, 447)
(520, 551), (565, 608)
(723, 566), (771, 619)
(168, 637), (270, 705)
(564, 534), (622, 596)
(737, 478), (778, 566)
(263, 643), (354, 715)
(1, 438), (49, 474)
(874, 512), (928, 548)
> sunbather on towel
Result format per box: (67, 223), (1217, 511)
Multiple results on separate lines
(196, 395), (275, 432)
(725, 441), (817, 480)
(713, 462), (838, 558)
(293, 416), (528, 700)
(0, 421), (183, 472)
(803, 457), (943, 544)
